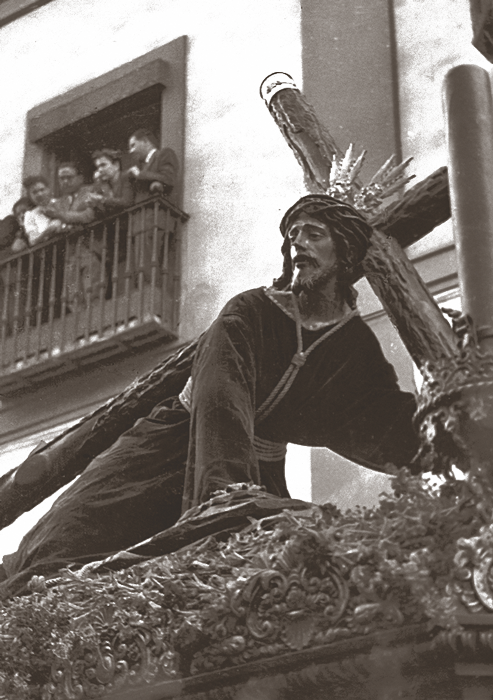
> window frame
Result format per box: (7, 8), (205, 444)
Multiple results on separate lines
(0, 0), (54, 29)
(23, 36), (186, 204)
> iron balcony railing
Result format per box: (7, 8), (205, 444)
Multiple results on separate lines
(0, 195), (188, 393)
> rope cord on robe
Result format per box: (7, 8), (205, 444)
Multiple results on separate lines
(178, 297), (358, 462)
(254, 296), (359, 423)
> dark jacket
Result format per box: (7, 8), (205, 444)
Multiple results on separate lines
(132, 147), (179, 200)
(94, 172), (135, 216)
(0, 215), (19, 260)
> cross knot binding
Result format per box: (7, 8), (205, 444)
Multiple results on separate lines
(291, 352), (306, 367)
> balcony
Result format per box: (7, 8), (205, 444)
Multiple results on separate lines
(0, 196), (188, 394)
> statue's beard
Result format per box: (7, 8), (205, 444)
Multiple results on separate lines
(291, 266), (335, 296)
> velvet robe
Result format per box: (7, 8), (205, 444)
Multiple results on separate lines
(2, 287), (419, 592)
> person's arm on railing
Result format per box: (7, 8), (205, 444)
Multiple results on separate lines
(42, 201), (95, 227)
(88, 173), (135, 214)
(11, 234), (28, 253)
(55, 208), (96, 226)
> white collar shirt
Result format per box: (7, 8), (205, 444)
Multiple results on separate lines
(145, 148), (157, 164)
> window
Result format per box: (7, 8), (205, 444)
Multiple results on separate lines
(23, 37), (186, 199)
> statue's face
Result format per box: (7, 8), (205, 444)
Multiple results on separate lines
(287, 212), (338, 292)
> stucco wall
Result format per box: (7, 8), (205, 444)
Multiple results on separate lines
(0, 0), (304, 343)
(395, 0), (492, 259)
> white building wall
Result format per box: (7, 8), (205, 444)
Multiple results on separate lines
(394, 0), (492, 259)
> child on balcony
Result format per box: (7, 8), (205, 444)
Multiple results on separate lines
(22, 176), (63, 246)
(10, 197), (33, 253)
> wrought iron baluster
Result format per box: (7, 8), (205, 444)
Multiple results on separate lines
(60, 234), (71, 353)
(47, 242), (58, 356)
(85, 228), (94, 342)
(124, 212), (132, 327)
(23, 250), (34, 362)
(98, 224), (107, 338)
(0, 261), (11, 368)
(11, 256), (23, 363)
(34, 247), (47, 362)
(72, 233), (82, 343)
(161, 208), (171, 326)
(137, 205), (145, 324)
(150, 200), (159, 317)
(111, 216), (120, 334)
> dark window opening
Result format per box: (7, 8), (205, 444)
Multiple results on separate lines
(39, 84), (163, 191)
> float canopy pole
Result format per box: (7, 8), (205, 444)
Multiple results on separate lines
(445, 64), (493, 353)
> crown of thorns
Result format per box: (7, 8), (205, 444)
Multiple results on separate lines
(326, 145), (414, 214)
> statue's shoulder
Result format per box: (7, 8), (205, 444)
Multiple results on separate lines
(220, 286), (272, 317)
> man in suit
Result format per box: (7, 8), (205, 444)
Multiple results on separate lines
(127, 128), (178, 201)
(86, 149), (135, 298)
(127, 130), (179, 286)
(45, 163), (95, 227)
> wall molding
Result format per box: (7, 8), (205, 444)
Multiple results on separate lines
(0, 0), (54, 29)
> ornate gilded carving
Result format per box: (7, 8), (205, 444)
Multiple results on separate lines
(236, 563), (348, 640)
(414, 313), (493, 477)
(42, 604), (179, 699)
(0, 471), (489, 699)
(450, 525), (493, 614)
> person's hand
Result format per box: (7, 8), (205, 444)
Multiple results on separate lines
(150, 181), (164, 194)
(86, 192), (104, 204)
(40, 205), (59, 219)
(127, 166), (141, 178)
(11, 237), (27, 253)
(42, 221), (63, 238)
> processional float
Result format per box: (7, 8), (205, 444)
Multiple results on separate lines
(3, 62), (493, 699)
